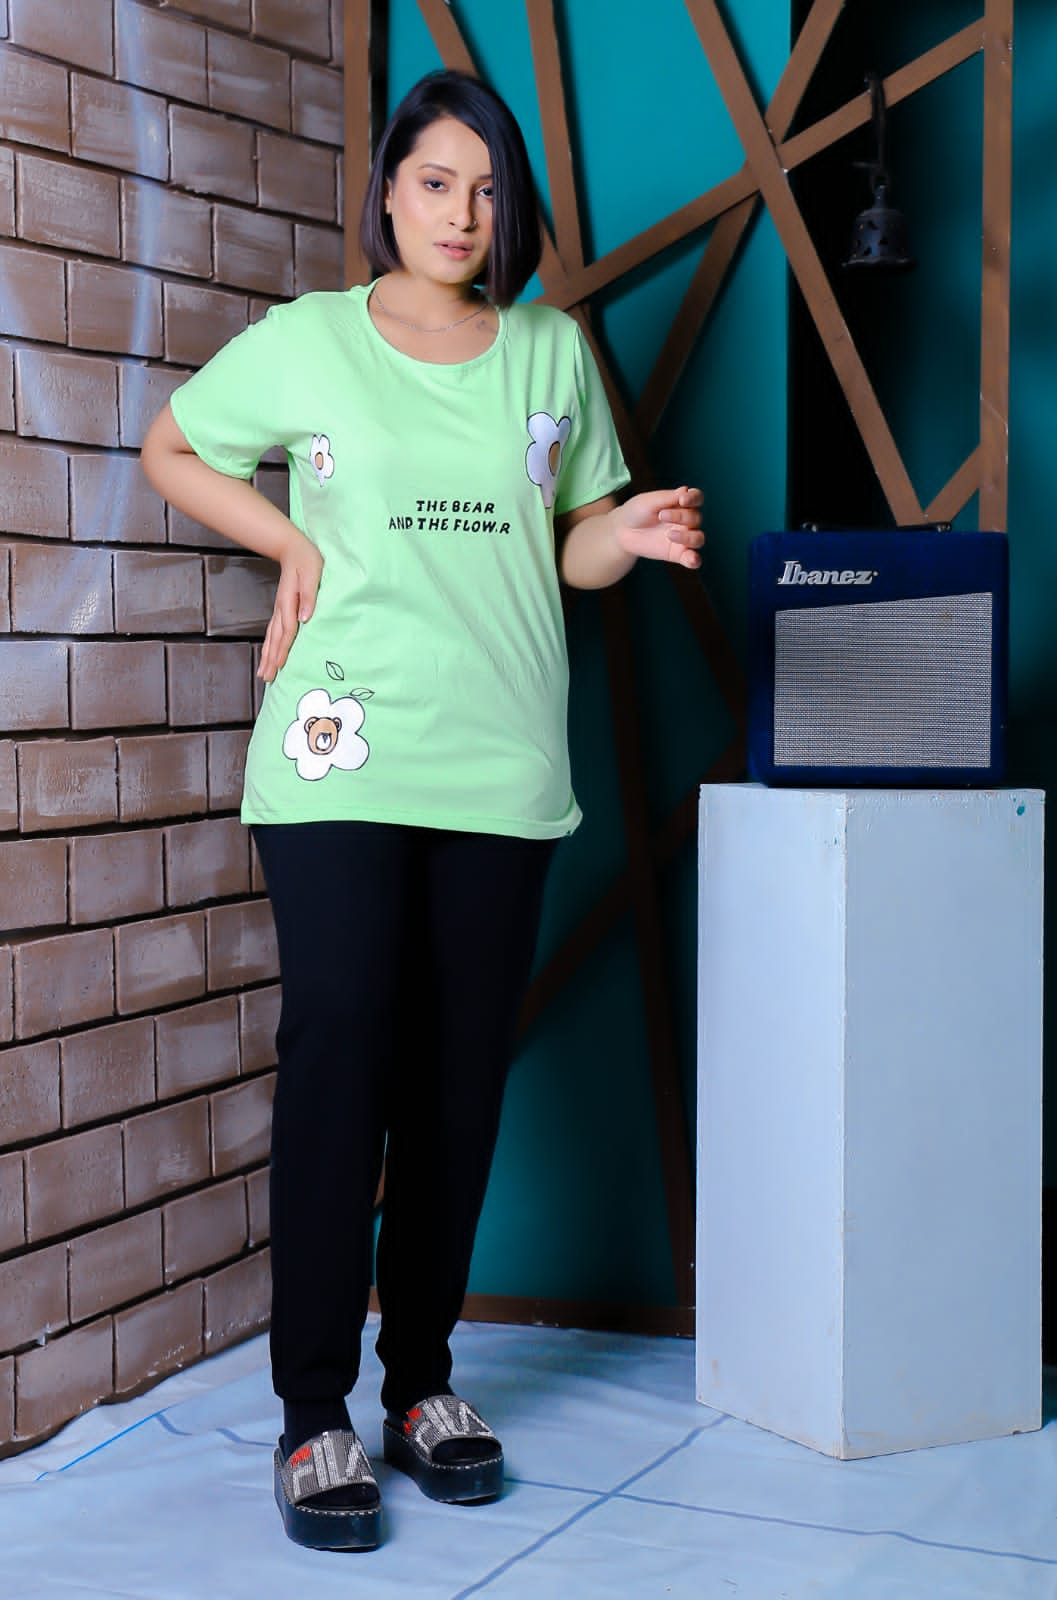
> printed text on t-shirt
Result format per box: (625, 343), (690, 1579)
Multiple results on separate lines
(388, 499), (512, 535)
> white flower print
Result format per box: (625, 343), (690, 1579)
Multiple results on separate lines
(283, 687), (370, 781)
(310, 433), (335, 488)
(525, 412), (571, 509)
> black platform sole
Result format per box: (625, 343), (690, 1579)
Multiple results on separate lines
(272, 1453), (382, 1550)
(382, 1419), (503, 1503)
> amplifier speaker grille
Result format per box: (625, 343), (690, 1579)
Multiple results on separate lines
(773, 592), (993, 768)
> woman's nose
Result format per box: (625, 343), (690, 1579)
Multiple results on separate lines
(450, 192), (476, 230)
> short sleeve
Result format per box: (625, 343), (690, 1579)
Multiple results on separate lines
(553, 325), (631, 516)
(169, 303), (301, 480)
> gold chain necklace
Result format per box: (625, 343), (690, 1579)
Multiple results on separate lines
(371, 287), (488, 334)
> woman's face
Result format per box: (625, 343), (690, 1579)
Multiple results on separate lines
(384, 116), (494, 290)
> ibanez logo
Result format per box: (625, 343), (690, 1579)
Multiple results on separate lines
(778, 560), (878, 587)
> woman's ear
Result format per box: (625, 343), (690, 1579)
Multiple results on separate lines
(384, 178), (392, 214)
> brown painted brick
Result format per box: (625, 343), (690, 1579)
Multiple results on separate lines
(69, 1210), (163, 1323)
(119, 362), (190, 451)
(156, 994), (239, 1098)
(257, 132), (336, 222)
(207, 728), (249, 810)
(0, 948), (12, 1044)
(164, 1175), (246, 1282)
(214, 205), (294, 296)
(253, 0), (331, 58)
(0, 740), (16, 831)
(122, 178), (212, 279)
(208, 30), (290, 130)
(207, 899), (277, 992)
(295, 222), (343, 295)
(70, 641), (167, 731)
(169, 105), (255, 204)
(245, 1164), (269, 1244)
(16, 1315), (114, 1441)
(166, 816), (250, 907)
(211, 1070), (274, 1174)
(239, 984), (280, 1074)
(0, 145), (12, 236)
(113, 550), (204, 634)
(253, 467), (288, 516)
(9, 545), (113, 635)
(70, 828), (164, 927)
(336, 151), (343, 227)
(25, 1124), (124, 1242)
(163, 282), (248, 368)
(14, 928), (114, 1040)
(204, 554), (273, 637)
(167, 642), (254, 726)
(71, 452), (167, 546)
(0, 641), (68, 733)
(0, 837), (66, 931)
(115, 910), (206, 1016)
(249, 833), (266, 893)
(18, 737), (117, 833)
(67, 261), (163, 360)
(167, 505), (236, 553)
(249, 296), (280, 324)
(0, 437), (69, 540)
(118, 732), (208, 822)
(61, 1016), (156, 1127)
(114, 1278), (202, 1393)
(16, 348), (119, 448)
(9, 0), (113, 74)
(203, 1246), (269, 1354)
(0, 48), (69, 153)
(0, 1150), (24, 1251)
(0, 342), (13, 432)
(0, 242), (66, 343)
(0, 1243), (67, 1350)
(123, 1096), (211, 1207)
(71, 74), (168, 182)
(0, 1355), (11, 1446)
(115, 0), (208, 104)
(0, 1039), (61, 1144)
(292, 59), (343, 146)
(169, 0), (250, 25)
(331, 0), (343, 65)
(16, 153), (120, 257)
(0, 544), (8, 633)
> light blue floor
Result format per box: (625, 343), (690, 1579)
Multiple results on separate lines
(1, 1317), (1055, 1598)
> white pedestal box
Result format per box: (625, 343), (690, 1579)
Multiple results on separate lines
(696, 785), (1044, 1459)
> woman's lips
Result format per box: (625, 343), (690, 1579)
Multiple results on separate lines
(436, 242), (473, 258)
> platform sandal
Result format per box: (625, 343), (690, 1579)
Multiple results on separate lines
(382, 1394), (503, 1504)
(273, 1429), (382, 1550)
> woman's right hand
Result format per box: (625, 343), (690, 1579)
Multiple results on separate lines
(258, 533), (324, 683)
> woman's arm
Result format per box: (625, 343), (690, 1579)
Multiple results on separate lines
(557, 487), (704, 590)
(140, 403), (321, 682)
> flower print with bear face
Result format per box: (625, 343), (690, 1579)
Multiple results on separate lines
(283, 686), (371, 780)
(525, 412), (571, 510)
(310, 433), (335, 488)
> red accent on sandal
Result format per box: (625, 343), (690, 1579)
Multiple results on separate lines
(409, 1407), (422, 1419)
(289, 1446), (312, 1467)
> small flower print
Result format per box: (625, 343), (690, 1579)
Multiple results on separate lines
(525, 412), (571, 509)
(283, 686), (371, 781)
(310, 433), (335, 487)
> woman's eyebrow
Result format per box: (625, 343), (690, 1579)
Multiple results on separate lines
(417, 162), (493, 180)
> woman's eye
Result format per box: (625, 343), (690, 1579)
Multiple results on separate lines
(424, 178), (445, 191)
(479, 186), (494, 200)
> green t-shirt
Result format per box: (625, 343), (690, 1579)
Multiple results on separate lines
(169, 286), (630, 837)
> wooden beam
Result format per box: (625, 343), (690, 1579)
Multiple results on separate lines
(926, 448), (981, 524)
(637, 0), (845, 437)
(526, 0), (584, 275)
(683, 0), (925, 526)
(342, 0), (380, 287)
(979, 0), (1013, 531)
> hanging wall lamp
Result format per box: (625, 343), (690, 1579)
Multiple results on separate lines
(844, 71), (916, 272)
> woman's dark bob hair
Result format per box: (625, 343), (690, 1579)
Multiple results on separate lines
(359, 70), (541, 308)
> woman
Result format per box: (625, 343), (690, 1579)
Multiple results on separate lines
(142, 69), (703, 1552)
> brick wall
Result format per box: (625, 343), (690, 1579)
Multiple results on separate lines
(0, 0), (344, 1453)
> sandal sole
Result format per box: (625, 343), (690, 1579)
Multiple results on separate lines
(382, 1420), (503, 1503)
(273, 1454), (382, 1550)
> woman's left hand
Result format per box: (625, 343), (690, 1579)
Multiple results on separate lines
(614, 486), (705, 569)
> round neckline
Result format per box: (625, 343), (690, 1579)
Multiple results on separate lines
(355, 280), (506, 371)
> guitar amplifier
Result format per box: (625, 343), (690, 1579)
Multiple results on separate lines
(747, 527), (1008, 786)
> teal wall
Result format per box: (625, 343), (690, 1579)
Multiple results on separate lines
(383, 1), (790, 1307)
